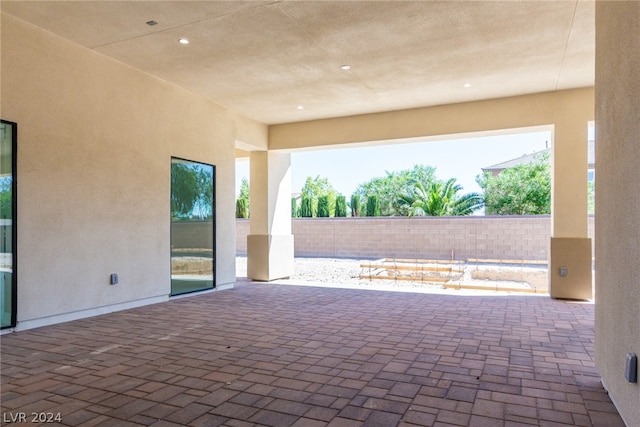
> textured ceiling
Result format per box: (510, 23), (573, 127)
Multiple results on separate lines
(2, 1), (594, 125)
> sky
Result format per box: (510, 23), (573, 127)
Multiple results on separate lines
(236, 130), (552, 198)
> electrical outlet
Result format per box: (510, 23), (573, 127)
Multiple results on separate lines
(559, 266), (568, 276)
(625, 353), (637, 383)
(110, 273), (118, 285)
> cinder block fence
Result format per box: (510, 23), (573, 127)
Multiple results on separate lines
(236, 216), (595, 261)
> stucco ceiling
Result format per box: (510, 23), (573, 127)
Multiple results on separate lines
(2, 1), (594, 125)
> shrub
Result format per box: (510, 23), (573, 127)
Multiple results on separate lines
(366, 195), (381, 217)
(235, 198), (248, 218)
(317, 195), (331, 217)
(301, 196), (314, 217)
(335, 195), (347, 217)
(350, 194), (361, 217)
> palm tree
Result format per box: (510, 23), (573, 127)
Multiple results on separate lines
(399, 179), (483, 217)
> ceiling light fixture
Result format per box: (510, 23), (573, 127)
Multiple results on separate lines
(178, 38), (190, 45)
(297, 105), (304, 110)
(341, 65), (351, 70)
(463, 83), (472, 88)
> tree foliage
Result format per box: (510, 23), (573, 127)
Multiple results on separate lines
(399, 179), (483, 217)
(301, 175), (336, 213)
(0, 178), (11, 219)
(476, 153), (550, 215)
(588, 180), (595, 215)
(291, 197), (300, 218)
(238, 177), (250, 200)
(354, 164), (481, 217)
(171, 162), (213, 220)
(354, 165), (437, 216)
(236, 177), (250, 218)
(171, 163), (199, 219)
(299, 175), (339, 217)
(194, 167), (214, 219)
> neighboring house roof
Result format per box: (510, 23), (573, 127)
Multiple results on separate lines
(482, 149), (550, 173)
(483, 141), (595, 174)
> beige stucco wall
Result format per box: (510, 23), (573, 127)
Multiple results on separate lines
(595, 2), (640, 426)
(1, 13), (260, 328)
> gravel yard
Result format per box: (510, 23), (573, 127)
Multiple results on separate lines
(235, 256), (547, 294)
(235, 256), (445, 293)
(236, 256), (363, 284)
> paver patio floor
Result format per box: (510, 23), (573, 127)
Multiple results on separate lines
(0, 280), (626, 426)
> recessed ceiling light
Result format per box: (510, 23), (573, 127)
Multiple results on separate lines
(178, 38), (190, 45)
(297, 105), (304, 110)
(463, 83), (472, 88)
(341, 65), (351, 70)
(146, 20), (158, 26)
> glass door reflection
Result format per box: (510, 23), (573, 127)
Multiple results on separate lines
(170, 158), (215, 295)
(1, 120), (17, 328)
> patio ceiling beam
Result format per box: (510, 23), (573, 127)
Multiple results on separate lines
(268, 88), (593, 151)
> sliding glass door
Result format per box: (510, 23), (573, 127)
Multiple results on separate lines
(170, 158), (215, 295)
(1, 120), (17, 328)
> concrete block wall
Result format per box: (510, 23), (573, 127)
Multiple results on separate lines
(237, 216), (595, 261)
(237, 219), (250, 254)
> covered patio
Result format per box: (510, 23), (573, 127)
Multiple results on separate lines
(1, 281), (624, 426)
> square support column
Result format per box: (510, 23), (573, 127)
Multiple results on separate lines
(247, 151), (294, 281)
(549, 237), (592, 300)
(549, 120), (592, 299)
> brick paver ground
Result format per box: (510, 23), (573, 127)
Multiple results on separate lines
(0, 281), (626, 426)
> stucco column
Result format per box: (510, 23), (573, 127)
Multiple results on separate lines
(595, 3), (640, 424)
(549, 120), (592, 299)
(247, 151), (294, 281)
